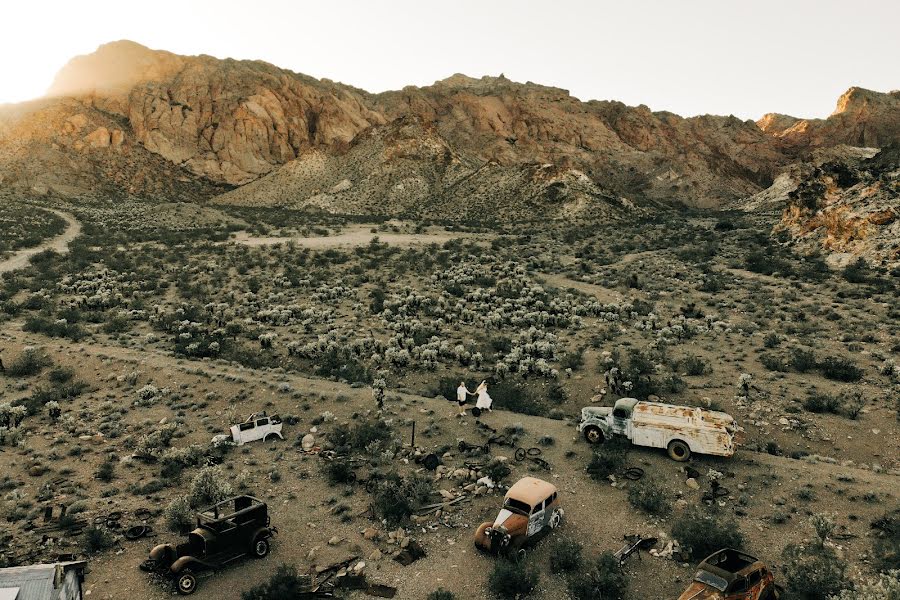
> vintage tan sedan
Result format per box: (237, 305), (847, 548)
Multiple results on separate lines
(474, 477), (563, 559)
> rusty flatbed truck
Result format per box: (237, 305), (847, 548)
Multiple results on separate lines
(578, 397), (737, 461)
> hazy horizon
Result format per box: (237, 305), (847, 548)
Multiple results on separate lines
(1, 0), (897, 119)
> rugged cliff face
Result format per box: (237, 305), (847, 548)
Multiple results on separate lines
(758, 87), (900, 151)
(745, 145), (899, 268)
(376, 75), (786, 207)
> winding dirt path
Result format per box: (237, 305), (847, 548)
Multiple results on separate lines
(0, 208), (81, 273)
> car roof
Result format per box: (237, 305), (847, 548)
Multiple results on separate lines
(505, 477), (557, 507)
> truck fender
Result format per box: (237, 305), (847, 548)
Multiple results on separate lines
(171, 556), (209, 574)
(250, 526), (273, 542)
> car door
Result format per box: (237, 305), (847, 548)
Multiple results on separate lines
(745, 570), (764, 600)
(726, 576), (751, 600)
(611, 408), (629, 435)
(236, 420), (256, 445)
(249, 417), (269, 442)
(527, 499), (546, 537)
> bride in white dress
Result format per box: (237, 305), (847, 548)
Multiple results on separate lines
(475, 380), (493, 412)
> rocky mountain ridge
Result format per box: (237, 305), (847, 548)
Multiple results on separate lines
(1, 41), (898, 228)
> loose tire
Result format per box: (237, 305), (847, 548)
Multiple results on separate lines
(252, 536), (270, 558)
(667, 440), (691, 462)
(583, 426), (604, 444)
(176, 570), (197, 595)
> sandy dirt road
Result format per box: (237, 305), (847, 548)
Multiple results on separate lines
(226, 224), (478, 249)
(0, 209), (81, 273)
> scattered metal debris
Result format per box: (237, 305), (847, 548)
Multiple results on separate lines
(614, 535), (657, 565)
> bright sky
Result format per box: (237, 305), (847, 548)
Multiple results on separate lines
(1, 0), (897, 119)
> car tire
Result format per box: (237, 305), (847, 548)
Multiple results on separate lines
(176, 570), (197, 595)
(583, 426), (604, 444)
(667, 440), (691, 462)
(252, 536), (270, 558)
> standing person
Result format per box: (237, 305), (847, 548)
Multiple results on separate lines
(475, 380), (493, 413)
(456, 381), (473, 417)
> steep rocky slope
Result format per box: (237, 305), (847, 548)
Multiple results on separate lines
(215, 115), (631, 221)
(0, 97), (229, 201)
(376, 74), (786, 207)
(745, 145), (899, 267)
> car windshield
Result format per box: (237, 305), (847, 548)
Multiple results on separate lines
(503, 498), (532, 516)
(694, 570), (728, 592)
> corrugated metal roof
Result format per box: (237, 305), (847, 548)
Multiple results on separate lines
(0, 562), (85, 600)
(0, 587), (22, 600)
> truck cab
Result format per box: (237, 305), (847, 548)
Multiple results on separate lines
(578, 397), (737, 461)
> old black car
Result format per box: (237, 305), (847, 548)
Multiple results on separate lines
(141, 495), (276, 595)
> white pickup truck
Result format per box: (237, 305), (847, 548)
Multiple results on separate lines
(578, 397), (737, 461)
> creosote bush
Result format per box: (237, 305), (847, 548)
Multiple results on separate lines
(567, 552), (628, 600)
(488, 557), (539, 599)
(242, 564), (309, 600)
(427, 590), (458, 600)
(83, 525), (115, 553)
(586, 437), (629, 480)
(672, 508), (744, 559)
(165, 495), (194, 532)
(549, 536), (584, 574)
(627, 477), (669, 515)
(188, 466), (233, 508)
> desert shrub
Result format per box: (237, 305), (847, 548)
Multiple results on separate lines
(567, 552), (628, 600)
(760, 353), (789, 372)
(83, 525), (115, 553)
(627, 477), (669, 515)
(672, 508), (744, 559)
(842, 258), (873, 284)
(763, 332), (781, 348)
(371, 472), (433, 525)
(23, 315), (86, 341)
(829, 571), (900, 600)
(549, 536), (583, 574)
(803, 392), (843, 414)
(483, 458), (512, 484)
(314, 348), (372, 383)
(560, 348), (585, 371)
(586, 437), (629, 480)
(323, 459), (356, 485)
(326, 418), (395, 454)
(242, 564), (309, 600)
(872, 510), (900, 572)
(96, 459), (116, 483)
(791, 348), (818, 372)
(819, 356), (863, 382)
(165, 495), (194, 532)
(188, 466), (233, 508)
(782, 541), (848, 600)
(488, 557), (539, 599)
(680, 355), (709, 376)
(6, 348), (50, 377)
(489, 380), (549, 417)
(427, 589), (457, 600)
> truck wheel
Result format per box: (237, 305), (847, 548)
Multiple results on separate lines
(583, 426), (604, 444)
(667, 440), (691, 462)
(252, 536), (270, 558)
(176, 570), (197, 595)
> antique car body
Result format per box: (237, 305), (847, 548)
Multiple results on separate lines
(141, 496), (276, 595)
(578, 397), (737, 461)
(474, 477), (562, 559)
(212, 413), (283, 446)
(677, 549), (780, 600)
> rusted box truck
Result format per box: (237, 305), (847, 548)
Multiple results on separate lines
(578, 397), (737, 461)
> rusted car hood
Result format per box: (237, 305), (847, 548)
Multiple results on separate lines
(677, 582), (723, 600)
(493, 510), (527, 535)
